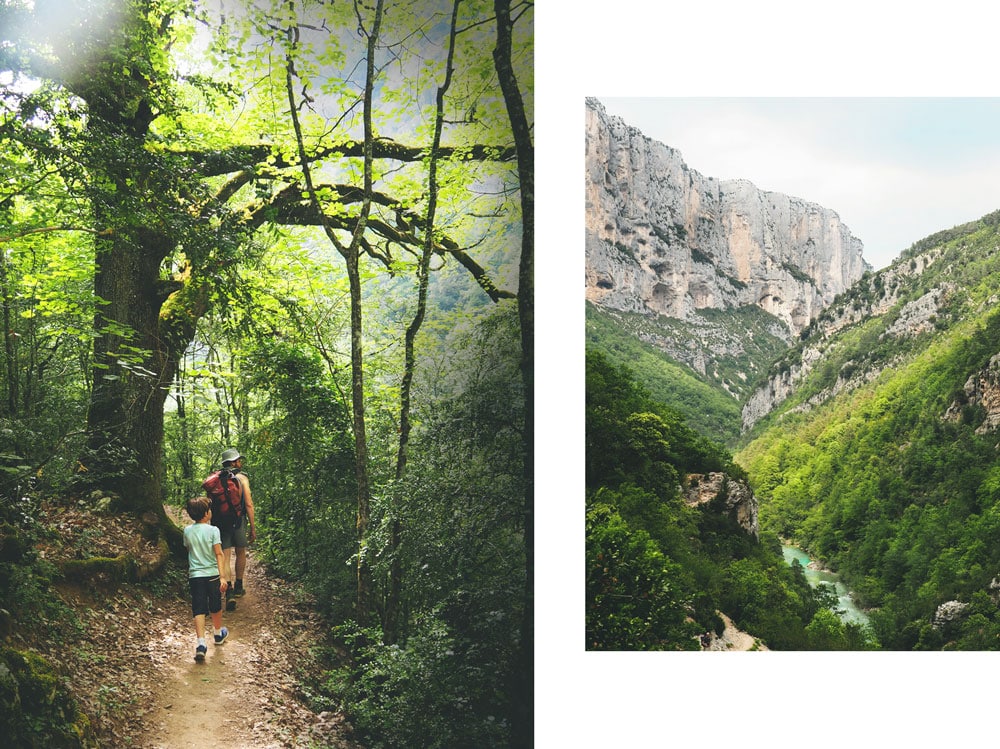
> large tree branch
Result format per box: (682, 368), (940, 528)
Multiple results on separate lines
(176, 138), (517, 177)
(244, 183), (514, 302)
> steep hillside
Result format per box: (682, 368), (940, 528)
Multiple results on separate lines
(586, 302), (784, 444)
(585, 350), (864, 650)
(737, 210), (1000, 649)
(742, 209), (1000, 434)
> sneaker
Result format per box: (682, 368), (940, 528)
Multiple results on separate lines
(225, 584), (237, 611)
(234, 582), (246, 597)
(195, 644), (207, 662)
(214, 627), (228, 645)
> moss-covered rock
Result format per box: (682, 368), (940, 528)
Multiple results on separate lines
(58, 536), (170, 586)
(0, 646), (96, 748)
(0, 522), (30, 563)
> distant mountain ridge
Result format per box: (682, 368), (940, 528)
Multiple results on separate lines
(585, 98), (870, 338)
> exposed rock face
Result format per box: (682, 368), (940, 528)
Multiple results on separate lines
(932, 600), (969, 630)
(741, 345), (823, 431)
(585, 98), (869, 337)
(742, 257), (950, 432)
(945, 351), (1000, 433)
(700, 612), (769, 651)
(684, 472), (759, 539)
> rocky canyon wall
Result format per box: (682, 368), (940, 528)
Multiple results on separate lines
(585, 98), (870, 337)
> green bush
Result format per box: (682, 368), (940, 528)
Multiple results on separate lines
(327, 621), (508, 748)
(0, 646), (95, 748)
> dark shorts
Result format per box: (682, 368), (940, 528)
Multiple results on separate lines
(217, 518), (248, 550)
(189, 575), (223, 617)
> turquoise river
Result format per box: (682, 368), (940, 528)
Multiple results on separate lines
(781, 544), (870, 626)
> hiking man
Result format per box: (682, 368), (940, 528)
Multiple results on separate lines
(204, 447), (257, 611)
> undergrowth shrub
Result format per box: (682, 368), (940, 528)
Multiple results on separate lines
(326, 620), (508, 748)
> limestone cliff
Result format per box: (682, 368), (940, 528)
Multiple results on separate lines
(684, 472), (759, 540)
(585, 98), (869, 338)
(742, 250), (949, 431)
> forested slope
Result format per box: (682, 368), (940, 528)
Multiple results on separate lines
(738, 210), (1000, 649)
(585, 303), (744, 443)
(585, 350), (870, 650)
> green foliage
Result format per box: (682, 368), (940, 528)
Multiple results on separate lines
(901, 208), (1000, 258)
(0, 646), (95, 748)
(740, 215), (1000, 649)
(0, 498), (78, 637)
(585, 350), (831, 649)
(781, 261), (816, 285)
(0, 220), (94, 495)
(295, 304), (526, 744)
(586, 350), (738, 498)
(235, 338), (357, 620)
(586, 498), (698, 650)
(325, 620), (507, 749)
(0, 492), (91, 746)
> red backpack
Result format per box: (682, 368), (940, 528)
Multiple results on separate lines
(202, 469), (245, 526)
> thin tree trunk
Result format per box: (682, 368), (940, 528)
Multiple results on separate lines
(0, 239), (17, 416)
(493, 1), (534, 744)
(176, 363), (193, 483)
(283, 0), (384, 623)
(384, 0), (463, 647)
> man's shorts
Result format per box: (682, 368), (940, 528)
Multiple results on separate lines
(190, 575), (222, 617)
(218, 519), (248, 550)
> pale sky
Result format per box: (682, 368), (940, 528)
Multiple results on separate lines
(596, 97), (1000, 270)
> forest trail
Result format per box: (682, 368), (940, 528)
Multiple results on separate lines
(25, 498), (361, 748)
(130, 510), (360, 748)
(137, 555), (347, 748)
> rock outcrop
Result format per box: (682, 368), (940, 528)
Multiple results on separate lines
(700, 612), (769, 651)
(945, 351), (1000, 433)
(684, 472), (759, 539)
(742, 256), (950, 432)
(932, 600), (969, 631)
(585, 98), (869, 338)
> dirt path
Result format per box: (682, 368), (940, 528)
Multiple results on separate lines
(138, 554), (348, 748)
(22, 500), (362, 747)
(133, 536), (365, 749)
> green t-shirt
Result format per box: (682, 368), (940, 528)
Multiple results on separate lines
(183, 521), (222, 578)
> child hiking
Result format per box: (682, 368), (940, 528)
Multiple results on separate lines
(183, 496), (229, 661)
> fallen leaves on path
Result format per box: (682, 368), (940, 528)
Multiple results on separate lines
(15, 499), (363, 748)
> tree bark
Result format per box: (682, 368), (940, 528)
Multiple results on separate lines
(0, 232), (17, 415)
(349, 0), (385, 625)
(493, 0), (534, 744)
